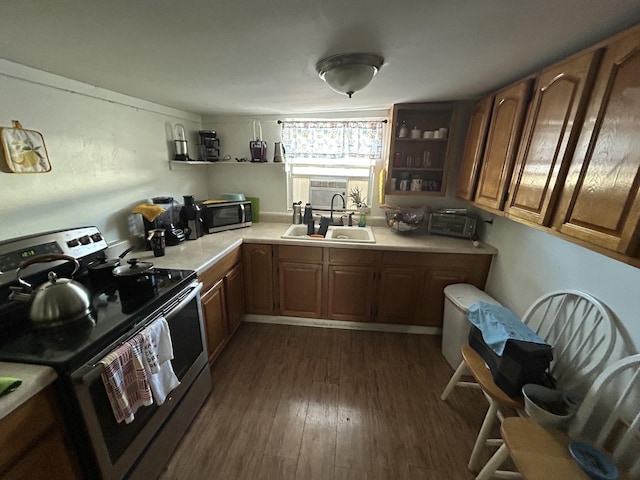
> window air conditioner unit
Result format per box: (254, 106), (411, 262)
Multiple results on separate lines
(309, 178), (347, 210)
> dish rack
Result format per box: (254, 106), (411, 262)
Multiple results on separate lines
(385, 209), (427, 233)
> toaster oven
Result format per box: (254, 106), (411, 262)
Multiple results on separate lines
(428, 212), (477, 239)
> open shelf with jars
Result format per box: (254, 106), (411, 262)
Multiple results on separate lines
(386, 102), (456, 195)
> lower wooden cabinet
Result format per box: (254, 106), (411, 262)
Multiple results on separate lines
(377, 265), (425, 324)
(0, 387), (80, 480)
(253, 243), (493, 328)
(201, 278), (228, 364)
(243, 244), (274, 314)
(225, 263), (245, 334)
(199, 247), (245, 364)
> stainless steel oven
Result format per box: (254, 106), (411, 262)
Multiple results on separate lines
(71, 280), (209, 480)
(0, 227), (212, 480)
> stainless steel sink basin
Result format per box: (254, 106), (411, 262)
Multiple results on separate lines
(281, 224), (376, 243)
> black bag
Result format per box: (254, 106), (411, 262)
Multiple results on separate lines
(468, 326), (553, 397)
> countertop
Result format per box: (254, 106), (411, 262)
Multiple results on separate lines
(126, 222), (498, 275)
(1, 222), (495, 420)
(0, 362), (57, 421)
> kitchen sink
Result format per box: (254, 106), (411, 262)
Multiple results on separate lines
(281, 224), (376, 243)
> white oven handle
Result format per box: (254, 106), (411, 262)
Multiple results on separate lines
(75, 280), (203, 386)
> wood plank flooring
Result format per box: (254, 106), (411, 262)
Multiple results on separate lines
(159, 322), (493, 479)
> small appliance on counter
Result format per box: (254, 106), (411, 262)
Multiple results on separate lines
(141, 197), (185, 248)
(202, 197), (252, 233)
(198, 130), (220, 162)
(180, 195), (204, 240)
(427, 209), (478, 239)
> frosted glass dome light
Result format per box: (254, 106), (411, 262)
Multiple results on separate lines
(316, 53), (384, 98)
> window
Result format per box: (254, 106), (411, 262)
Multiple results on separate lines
(281, 119), (385, 211)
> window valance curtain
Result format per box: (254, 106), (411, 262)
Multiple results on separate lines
(281, 120), (383, 160)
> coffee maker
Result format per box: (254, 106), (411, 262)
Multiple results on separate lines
(198, 130), (220, 162)
(180, 195), (204, 240)
(142, 197), (185, 247)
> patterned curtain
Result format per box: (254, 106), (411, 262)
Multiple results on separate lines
(281, 120), (383, 160)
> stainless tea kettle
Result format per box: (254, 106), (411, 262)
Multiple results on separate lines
(9, 254), (92, 328)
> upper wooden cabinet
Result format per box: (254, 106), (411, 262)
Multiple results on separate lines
(473, 78), (533, 211)
(552, 26), (640, 256)
(505, 49), (603, 225)
(456, 96), (494, 201)
(386, 102), (456, 196)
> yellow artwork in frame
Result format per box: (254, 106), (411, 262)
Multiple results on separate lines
(0, 120), (51, 173)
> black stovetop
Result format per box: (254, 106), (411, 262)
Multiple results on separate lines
(0, 267), (196, 372)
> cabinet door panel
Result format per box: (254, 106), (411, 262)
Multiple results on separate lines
(327, 265), (376, 322)
(506, 50), (602, 225)
(225, 263), (245, 334)
(457, 96), (494, 200)
(376, 266), (424, 324)
(421, 269), (469, 327)
(278, 262), (323, 318)
(475, 79), (533, 211)
(243, 244), (274, 314)
(555, 29), (640, 254)
(201, 279), (227, 363)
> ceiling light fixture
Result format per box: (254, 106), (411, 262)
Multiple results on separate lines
(316, 53), (384, 98)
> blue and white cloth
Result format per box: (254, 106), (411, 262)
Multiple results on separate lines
(467, 301), (548, 355)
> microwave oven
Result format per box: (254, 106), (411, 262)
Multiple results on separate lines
(202, 200), (252, 233)
(427, 212), (477, 239)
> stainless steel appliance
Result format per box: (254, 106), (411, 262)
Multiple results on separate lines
(427, 211), (478, 239)
(202, 200), (252, 233)
(0, 227), (211, 480)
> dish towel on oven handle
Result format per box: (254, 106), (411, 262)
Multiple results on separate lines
(140, 317), (180, 405)
(99, 335), (153, 424)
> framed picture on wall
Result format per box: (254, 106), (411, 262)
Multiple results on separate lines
(0, 120), (51, 173)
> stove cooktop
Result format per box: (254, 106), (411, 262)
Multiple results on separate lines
(0, 268), (196, 372)
(0, 227), (197, 372)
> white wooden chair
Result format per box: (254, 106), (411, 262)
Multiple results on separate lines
(440, 290), (617, 472)
(475, 353), (640, 480)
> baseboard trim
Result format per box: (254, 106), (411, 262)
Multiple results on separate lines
(244, 314), (442, 335)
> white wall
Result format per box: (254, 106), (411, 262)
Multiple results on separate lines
(0, 59), (207, 244)
(202, 106), (473, 216)
(483, 216), (640, 354)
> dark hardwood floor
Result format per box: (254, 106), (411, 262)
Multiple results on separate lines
(159, 322), (493, 479)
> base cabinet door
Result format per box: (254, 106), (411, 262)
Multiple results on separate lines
(201, 279), (228, 363)
(243, 244), (274, 314)
(225, 262), (245, 334)
(376, 266), (425, 325)
(327, 265), (376, 322)
(278, 262), (323, 318)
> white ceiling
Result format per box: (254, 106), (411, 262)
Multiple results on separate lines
(2, 1), (640, 116)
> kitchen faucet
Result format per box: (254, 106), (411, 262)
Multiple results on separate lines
(330, 193), (346, 226)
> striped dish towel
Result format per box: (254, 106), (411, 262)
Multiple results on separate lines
(100, 334), (153, 424)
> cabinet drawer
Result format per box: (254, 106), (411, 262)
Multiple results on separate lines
(278, 245), (323, 263)
(328, 248), (377, 265)
(382, 251), (429, 266)
(199, 247), (242, 291)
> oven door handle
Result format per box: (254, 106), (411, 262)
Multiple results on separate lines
(162, 281), (202, 321)
(74, 280), (203, 386)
